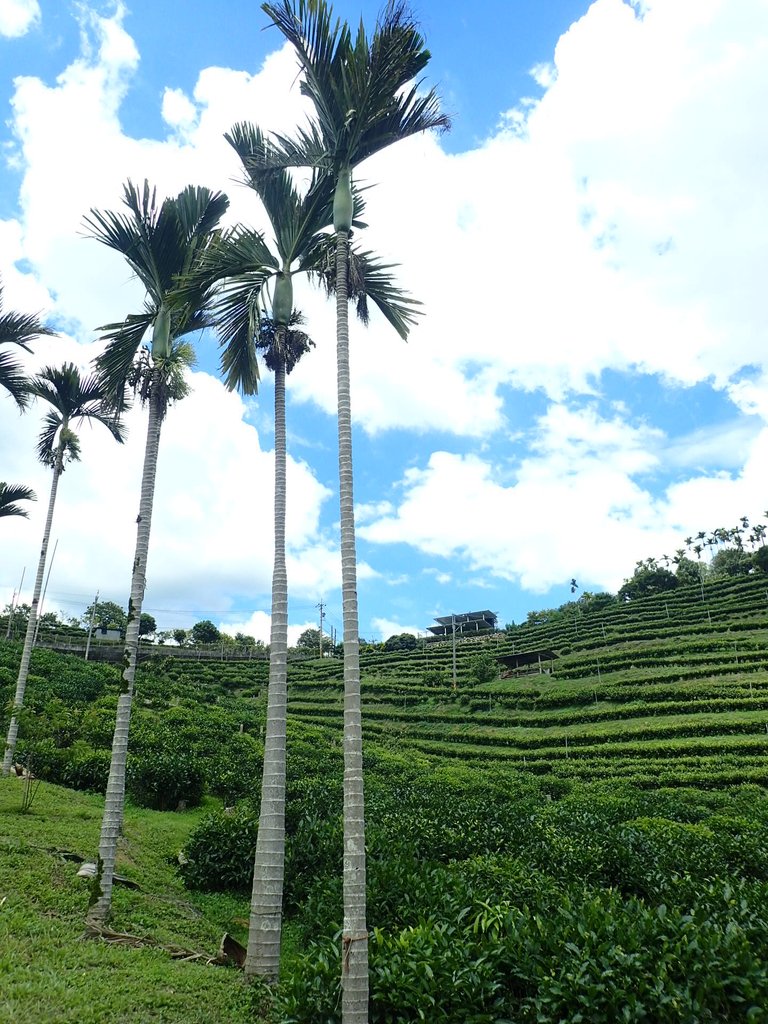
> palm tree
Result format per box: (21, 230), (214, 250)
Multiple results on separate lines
(2, 363), (125, 776)
(0, 483), (36, 519)
(82, 180), (230, 928)
(188, 122), (417, 982)
(260, 3), (448, 1013)
(0, 279), (54, 410)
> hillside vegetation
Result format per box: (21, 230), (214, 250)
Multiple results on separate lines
(2, 573), (768, 1020)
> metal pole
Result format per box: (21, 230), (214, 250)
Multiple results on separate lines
(84, 589), (99, 661)
(317, 600), (325, 658)
(5, 566), (25, 639)
(451, 613), (457, 690)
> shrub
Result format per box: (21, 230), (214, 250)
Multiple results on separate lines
(206, 732), (263, 804)
(179, 807), (258, 892)
(127, 746), (205, 811)
(469, 653), (497, 685)
(62, 742), (111, 793)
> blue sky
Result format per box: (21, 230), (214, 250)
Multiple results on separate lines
(1, 0), (768, 644)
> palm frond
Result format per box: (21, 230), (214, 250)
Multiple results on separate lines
(255, 311), (314, 375)
(0, 279), (55, 410)
(305, 234), (420, 339)
(262, 0), (450, 173)
(35, 408), (63, 465)
(0, 482), (37, 519)
(226, 122), (336, 263)
(29, 362), (126, 465)
(0, 351), (31, 410)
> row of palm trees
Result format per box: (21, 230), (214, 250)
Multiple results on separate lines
(3, 3), (447, 1019)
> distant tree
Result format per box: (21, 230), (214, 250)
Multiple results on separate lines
(191, 620), (221, 645)
(383, 632), (419, 652)
(234, 631), (257, 648)
(296, 628), (322, 655)
(172, 628), (188, 647)
(0, 482), (36, 519)
(139, 613), (156, 637)
(753, 546), (768, 575)
(2, 602), (30, 635)
(577, 591), (615, 613)
(618, 560), (678, 601)
(469, 652), (497, 685)
(83, 600), (127, 632)
(709, 548), (753, 578)
(675, 556), (707, 588)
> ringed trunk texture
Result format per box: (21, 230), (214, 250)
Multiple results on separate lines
(87, 383), (163, 928)
(245, 349), (288, 981)
(336, 226), (369, 1023)
(2, 449), (64, 776)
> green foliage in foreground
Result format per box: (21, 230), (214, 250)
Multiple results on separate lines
(0, 781), (255, 1024)
(178, 726), (768, 1022)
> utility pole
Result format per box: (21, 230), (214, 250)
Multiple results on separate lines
(84, 589), (99, 661)
(5, 566), (25, 640)
(317, 600), (325, 658)
(451, 613), (457, 690)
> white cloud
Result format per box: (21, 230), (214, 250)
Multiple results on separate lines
(0, 0), (40, 38)
(217, 611), (316, 647)
(3, 0), (768, 625)
(370, 617), (422, 641)
(0, 333), (335, 629)
(359, 402), (768, 594)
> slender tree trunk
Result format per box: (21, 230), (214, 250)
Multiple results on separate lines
(246, 350), (288, 980)
(336, 227), (369, 1023)
(87, 382), (163, 928)
(2, 448), (64, 776)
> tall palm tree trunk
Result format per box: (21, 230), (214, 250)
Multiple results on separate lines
(335, 227), (369, 1023)
(87, 382), (163, 928)
(2, 447), (64, 776)
(246, 350), (289, 980)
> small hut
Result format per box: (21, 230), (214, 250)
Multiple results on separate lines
(497, 649), (557, 677)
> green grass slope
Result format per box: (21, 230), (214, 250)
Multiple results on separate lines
(0, 780), (253, 1024)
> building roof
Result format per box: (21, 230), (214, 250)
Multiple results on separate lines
(431, 610), (497, 627)
(497, 650), (558, 669)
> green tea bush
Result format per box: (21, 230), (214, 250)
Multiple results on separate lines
(127, 745), (205, 810)
(61, 741), (111, 793)
(178, 807), (258, 892)
(205, 732), (263, 804)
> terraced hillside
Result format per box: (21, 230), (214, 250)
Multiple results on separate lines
(281, 575), (768, 789)
(110, 574), (768, 790)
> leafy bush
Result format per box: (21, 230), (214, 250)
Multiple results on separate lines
(469, 653), (497, 685)
(127, 746), (205, 811)
(205, 732), (263, 804)
(179, 807), (258, 892)
(62, 742), (111, 793)
(422, 668), (447, 686)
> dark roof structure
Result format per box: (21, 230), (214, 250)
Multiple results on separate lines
(426, 610), (497, 638)
(497, 649), (558, 675)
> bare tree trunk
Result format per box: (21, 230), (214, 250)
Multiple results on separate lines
(87, 383), (163, 928)
(2, 448), (63, 776)
(246, 350), (288, 980)
(336, 227), (368, 1023)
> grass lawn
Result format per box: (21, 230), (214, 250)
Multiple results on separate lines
(0, 777), (258, 1024)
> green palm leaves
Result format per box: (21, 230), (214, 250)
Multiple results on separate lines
(0, 280), (54, 410)
(28, 363), (125, 467)
(261, 0), (449, 176)
(84, 180), (229, 395)
(0, 483), (36, 519)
